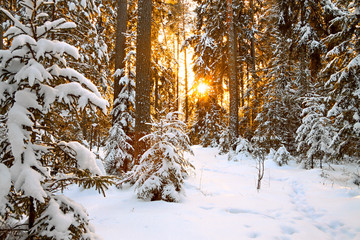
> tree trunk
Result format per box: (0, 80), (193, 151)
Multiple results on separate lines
(182, 2), (189, 123)
(227, 0), (239, 148)
(249, 0), (257, 128)
(298, 1), (309, 95)
(28, 197), (35, 240)
(154, 73), (159, 119)
(135, 0), (152, 162)
(239, 61), (244, 108)
(113, 0), (128, 124)
(0, 10), (3, 50)
(176, 32), (180, 112)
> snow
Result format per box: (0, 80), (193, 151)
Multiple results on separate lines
(66, 146), (360, 240)
(35, 39), (80, 60)
(49, 65), (104, 99)
(10, 35), (37, 51)
(354, 123), (360, 134)
(348, 55), (360, 70)
(40, 199), (74, 238)
(69, 2), (76, 11)
(55, 82), (108, 113)
(15, 59), (52, 85)
(81, 0), (87, 9)
(58, 141), (102, 175)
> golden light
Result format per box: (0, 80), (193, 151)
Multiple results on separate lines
(197, 83), (209, 95)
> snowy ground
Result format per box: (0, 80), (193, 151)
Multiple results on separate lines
(67, 146), (360, 240)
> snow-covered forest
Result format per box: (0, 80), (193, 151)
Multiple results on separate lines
(0, 0), (359, 239)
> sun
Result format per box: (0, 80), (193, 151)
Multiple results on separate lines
(197, 83), (209, 95)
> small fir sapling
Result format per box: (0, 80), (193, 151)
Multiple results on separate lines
(104, 73), (135, 175)
(229, 136), (253, 161)
(131, 112), (194, 202)
(218, 128), (230, 155)
(104, 123), (133, 175)
(273, 146), (292, 166)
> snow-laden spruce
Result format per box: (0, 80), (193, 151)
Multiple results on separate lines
(130, 112), (194, 202)
(322, 0), (360, 161)
(104, 123), (133, 175)
(0, 1), (114, 239)
(273, 146), (293, 167)
(105, 73), (135, 175)
(296, 89), (334, 168)
(229, 136), (253, 162)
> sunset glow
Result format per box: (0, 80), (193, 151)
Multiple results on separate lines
(197, 83), (208, 95)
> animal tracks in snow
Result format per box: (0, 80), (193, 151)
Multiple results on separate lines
(289, 180), (356, 239)
(290, 181), (325, 220)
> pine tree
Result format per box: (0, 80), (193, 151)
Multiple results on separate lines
(0, 1), (114, 238)
(130, 113), (194, 202)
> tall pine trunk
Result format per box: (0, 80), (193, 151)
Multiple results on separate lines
(135, 0), (152, 162)
(227, 0), (239, 148)
(176, 32), (180, 112)
(183, 1), (189, 123)
(249, 0), (257, 129)
(184, 47), (189, 122)
(0, 11), (3, 50)
(113, 0), (128, 124)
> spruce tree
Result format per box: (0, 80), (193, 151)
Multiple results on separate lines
(105, 74), (135, 175)
(0, 1), (114, 238)
(322, 0), (360, 161)
(253, 0), (300, 153)
(296, 82), (334, 168)
(130, 113), (194, 202)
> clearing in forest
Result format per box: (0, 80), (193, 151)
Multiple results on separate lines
(67, 146), (360, 240)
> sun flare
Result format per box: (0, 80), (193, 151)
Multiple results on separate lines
(197, 83), (208, 95)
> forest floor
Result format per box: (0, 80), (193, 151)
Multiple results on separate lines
(66, 146), (360, 240)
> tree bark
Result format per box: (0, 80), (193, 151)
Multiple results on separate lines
(0, 10), (3, 50)
(154, 72), (159, 119)
(28, 197), (35, 240)
(249, 0), (257, 128)
(113, 0), (128, 124)
(182, 1), (189, 123)
(135, 0), (152, 162)
(176, 32), (180, 112)
(227, 0), (239, 147)
(184, 46), (189, 123)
